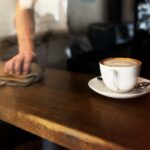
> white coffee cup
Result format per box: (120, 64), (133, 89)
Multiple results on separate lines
(99, 57), (142, 93)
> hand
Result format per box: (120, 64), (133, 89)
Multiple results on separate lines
(4, 51), (37, 75)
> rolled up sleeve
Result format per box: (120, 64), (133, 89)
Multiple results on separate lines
(19, 0), (37, 9)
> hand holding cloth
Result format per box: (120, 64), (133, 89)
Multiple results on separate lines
(0, 62), (43, 86)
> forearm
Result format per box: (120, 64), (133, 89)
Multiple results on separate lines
(15, 2), (35, 53)
(4, 0), (37, 75)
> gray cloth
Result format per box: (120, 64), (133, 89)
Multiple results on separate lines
(0, 62), (43, 86)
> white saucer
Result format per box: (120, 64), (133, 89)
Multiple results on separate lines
(88, 77), (150, 99)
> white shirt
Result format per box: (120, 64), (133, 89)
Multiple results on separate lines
(19, 0), (37, 9)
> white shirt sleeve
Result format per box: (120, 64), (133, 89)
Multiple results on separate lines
(19, 0), (37, 9)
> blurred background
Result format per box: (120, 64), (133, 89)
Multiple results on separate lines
(0, 0), (150, 77)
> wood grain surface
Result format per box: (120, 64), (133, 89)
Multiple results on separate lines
(0, 69), (150, 150)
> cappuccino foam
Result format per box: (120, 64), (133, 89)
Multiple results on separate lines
(102, 58), (139, 67)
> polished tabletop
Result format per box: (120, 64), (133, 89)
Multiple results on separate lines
(0, 69), (150, 150)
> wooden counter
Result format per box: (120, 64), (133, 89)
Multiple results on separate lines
(0, 69), (150, 150)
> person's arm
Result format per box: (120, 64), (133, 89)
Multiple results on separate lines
(4, 0), (37, 75)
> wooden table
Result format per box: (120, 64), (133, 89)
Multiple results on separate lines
(0, 69), (150, 150)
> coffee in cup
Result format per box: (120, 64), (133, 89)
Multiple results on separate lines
(99, 58), (142, 93)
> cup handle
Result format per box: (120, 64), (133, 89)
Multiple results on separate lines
(110, 70), (119, 91)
